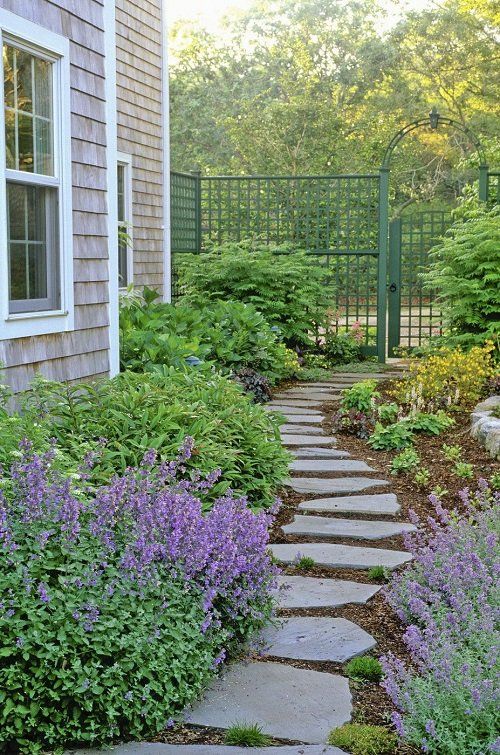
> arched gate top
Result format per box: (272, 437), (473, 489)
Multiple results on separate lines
(381, 108), (488, 168)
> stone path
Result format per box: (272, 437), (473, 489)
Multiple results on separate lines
(81, 370), (410, 754)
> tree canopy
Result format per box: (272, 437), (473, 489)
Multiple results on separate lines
(169, 0), (500, 210)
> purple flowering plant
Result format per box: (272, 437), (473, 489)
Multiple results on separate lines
(0, 438), (279, 752)
(381, 481), (500, 753)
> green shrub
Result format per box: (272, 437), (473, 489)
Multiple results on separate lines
(340, 380), (380, 412)
(390, 447), (420, 475)
(424, 206), (500, 345)
(324, 330), (362, 365)
(368, 421), (414, 451)
(177, 243), (329, 347)
(22, 371), (290, 509)
(377, 403), (399, 424)
(120, 294), (293, 384)
(406, 411), (454, 435)
(328, 724), (397, 754)
(345, 657), (384, 682)
(224, 723), (272, 746)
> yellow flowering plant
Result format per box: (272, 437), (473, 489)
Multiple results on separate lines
(392, 343), (497, 410)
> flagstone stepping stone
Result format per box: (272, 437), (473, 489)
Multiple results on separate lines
(279, 414), (324, 424)
(289, 459), (374, 473)
(275, 575), (380, 608)
(275, 391), (341, 401)
(286, 477), (389, 494)
(293, 447), (350, 459)
(298, 493), (400, 515)
(72, 745), (348, 754)
(186, 661), (352, 743)
(281, 424), (326, 434)
(267, 404), (323, 415)
(270, 399), (324, 408)
(282, 435), (337, 446)
(282, 515), (416, 540)
(260, 617), (376, 662)
(270, 542), (412, 570)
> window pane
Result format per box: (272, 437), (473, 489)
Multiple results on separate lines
(118, 233), (128, 287)
(3, 44), (15, 108)
(3, 43), (53, 175)
(7, 183), (59, 311)
(34, 57), (52, 119)
(117, 164), (125, 221)
(15, 48), (33, 113)
(4, 109), (16, 169)
(18, 111), (34, 172)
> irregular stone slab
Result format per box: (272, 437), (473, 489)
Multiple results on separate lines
(282, 515), (416, 540)
(187, 661), (352, 743)
(276, 575), (380, 608)
(270, 542), (412, 570)
(267, 404), (323, 415)
(282, 435), (337, 447)
(290, 459), (374, 473)
(281, 423), (326, 435)
(71, 745), (347, 755)
(260, 617), (376, 662)
(298, 493), (400, 515)
(270, 399), (325, 408)
(275, 391), (341, 401)
(286, 477), (389, 494)
(293, 447), (350, 459)
(278, 414), (324, 424)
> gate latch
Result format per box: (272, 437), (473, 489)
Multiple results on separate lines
(389, 283), (397, 293)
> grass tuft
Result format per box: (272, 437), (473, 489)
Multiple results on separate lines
(345, 656), (384, 682)
(295, 555), (316, 569)
(224, 722), (273, 747)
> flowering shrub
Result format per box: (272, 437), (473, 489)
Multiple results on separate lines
(0, 440), (278, 752)
(382, 482), (500, 753)
(392, 343), (495, 410)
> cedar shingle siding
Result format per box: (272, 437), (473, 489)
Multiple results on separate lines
(0, 0), (166, 392)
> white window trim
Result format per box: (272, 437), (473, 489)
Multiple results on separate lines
(117, 151), (133, 289)
(0, 9), (74, 340)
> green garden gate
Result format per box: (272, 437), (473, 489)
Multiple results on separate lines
(170, 111), (497, 361)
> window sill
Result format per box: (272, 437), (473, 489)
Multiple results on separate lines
(0, 309), (74, 341)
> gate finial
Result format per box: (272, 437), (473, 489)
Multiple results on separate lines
(429, 107), (440, 129)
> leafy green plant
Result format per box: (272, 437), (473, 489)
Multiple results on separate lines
(367, 566), (389, 582)
(453, 461), (474, 480)
(368, 421), (414, 451)
(377, 403), (399, 424)
(490, 472), (500, 490)
(224, 722), (272, 746)
(430, 485), (449, 499)
(390, 447), (420, 475)
(442, 443), (462, 462)
(328, 724), (397, 754)
(341, 380), (380, 412)
(414, 468), (431, 487)
(120, 295), (293, 384)
(407, 411), (454, 435)
(424, 206), (500, 345)
(345, 657), (383, 682)
(177, 243), (329, 348)
(323, 330), (362, 365)
(22, 371), (290, 509)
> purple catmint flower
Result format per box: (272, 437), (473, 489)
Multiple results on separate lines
(37, 582), (50, 604)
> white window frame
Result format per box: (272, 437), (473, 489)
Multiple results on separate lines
(117, 151), (133, 289)
(0, 9), (73, 340)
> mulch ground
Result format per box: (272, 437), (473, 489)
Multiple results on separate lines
(155, 374), (498, 752)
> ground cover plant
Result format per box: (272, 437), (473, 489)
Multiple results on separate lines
(120, 290), (299, 387)
(0, 440), (278, 752)
(176, 243), (329, 349)
(20, 371), (290, 509)
(382, 482), (500, 754)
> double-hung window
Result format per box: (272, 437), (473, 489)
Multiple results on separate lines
(117, 153), (133, 288)
(0, 10), (73, 338)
